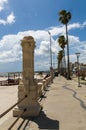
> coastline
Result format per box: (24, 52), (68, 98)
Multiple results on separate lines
(0, 82), (18, 125)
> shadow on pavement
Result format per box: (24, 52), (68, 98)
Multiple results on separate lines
(20, 111), (59, 130)
(33, 111), (59, 130)
(63, 85), (86, 110)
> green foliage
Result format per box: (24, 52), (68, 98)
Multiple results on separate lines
(58, 35), (66, 49)
(59, 10), (71, 25)
(80, 71), (86, 80)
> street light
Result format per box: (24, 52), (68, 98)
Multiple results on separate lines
(48, 31), (53, 82)
(75, 52), (81, 87)
(52, 52), (56, 70)
(48, 31), (52, 71)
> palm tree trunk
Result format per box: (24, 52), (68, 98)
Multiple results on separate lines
(66, 24), (70, 79)
(58, 61), (60, 74)
(63, 48), (66, 74)
(61, 58), (63, 75)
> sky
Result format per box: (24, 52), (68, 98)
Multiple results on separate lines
(0, 0), (86, 72)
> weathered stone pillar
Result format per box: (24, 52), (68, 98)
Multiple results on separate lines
(22, 36), (35, 92)
(13, 36), (41, 117)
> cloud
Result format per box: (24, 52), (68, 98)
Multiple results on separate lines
(0, 29), (59, 63)
(68, 35), (80, 44)
(68, 23), (81, 30)
(0, 0), (8, 11)
(68, 22), (86, 30)
(35, 40), (50, 55)
(47, 21), (86, 39)
(0, 34), (22, 63)
(0, 0), (16, 25)
(0, 12), (15, 25)
(7, 12), (15, 24)
(48, 26), (65, 36)
(68, 37), (86, 64)
(0, 21), (86, 71)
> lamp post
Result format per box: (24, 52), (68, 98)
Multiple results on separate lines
(48, 31), (53, 82)
(53, 52), (56, 70)
(75, 52), (81, 87)
(48, 31), (52, 70)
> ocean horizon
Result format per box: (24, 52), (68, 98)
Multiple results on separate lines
(0, 72), (22, 77)
(0, 70), (50, 77)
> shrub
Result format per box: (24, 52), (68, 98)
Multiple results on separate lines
(80, 71), (86, 80)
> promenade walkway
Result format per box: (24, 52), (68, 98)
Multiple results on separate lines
(0, 76), (86, 130)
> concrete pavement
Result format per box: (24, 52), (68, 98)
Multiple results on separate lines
(0, 76), (86, 130)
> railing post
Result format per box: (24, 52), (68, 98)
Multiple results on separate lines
(13, 36), (41, 117)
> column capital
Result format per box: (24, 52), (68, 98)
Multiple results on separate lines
(21, 36), (35, 49)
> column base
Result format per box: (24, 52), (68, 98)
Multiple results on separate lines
(13, 104), (42, 117)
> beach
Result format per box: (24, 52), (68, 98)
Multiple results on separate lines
(0, 76), (18, 125)
(0, 73), (46, 125)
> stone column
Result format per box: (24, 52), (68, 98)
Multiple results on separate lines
(13, 36), (41, 117)
(22, 36), (35, 92)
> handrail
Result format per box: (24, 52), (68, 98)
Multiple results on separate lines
(0, 75), (52, 129)
(8, 108), (27, 130)
(0, 95), (27, 118)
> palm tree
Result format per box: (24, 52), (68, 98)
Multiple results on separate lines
(58, 10), (71, 79)
(57, 50), (64, 74)
(58, 35), (66, 74)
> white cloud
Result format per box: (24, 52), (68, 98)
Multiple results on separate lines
(0, 22), (86, 71)
(68, 22), (86, 30)
(68, 23), (81, 30)
(35, 58), (50, 71)
(0, 19), (6, 25)
(68, 36), (86, 64)
(0, 34), (22, 63)
(46, 21), (86, 39)
(69, 54), (77, 63)
(35, 41), (50, 55)
(0, 0), (8, 11)
(0, 29), (59, 63)
(49, 26), (65, 36)
(7, 12), (15, 24)
(0, 12), (15, 25)
(0, 0), (16, 25)
(81, 21), (86, 27)
(68, 35), (80, 44)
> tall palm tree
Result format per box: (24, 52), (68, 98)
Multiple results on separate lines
(58, 10), (71, 79)
(57, 50), (64, 74)
(58, 35), (66, 73)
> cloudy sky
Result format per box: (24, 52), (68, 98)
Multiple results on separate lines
(0, 0), (86, 72)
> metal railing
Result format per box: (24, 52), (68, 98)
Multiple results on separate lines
(0, 95), (27, 119)
(8, 109), (27, 130)
(0, 76), (52, 129)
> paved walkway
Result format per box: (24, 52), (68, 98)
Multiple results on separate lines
(0, 76), (86, 130)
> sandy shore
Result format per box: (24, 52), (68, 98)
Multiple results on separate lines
(0, 77), (18, 125)
(0, 74), (45, 125)
(0, 77), (8, 81)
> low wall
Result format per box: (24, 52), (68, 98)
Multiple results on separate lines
(37, 76), (51, 97)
